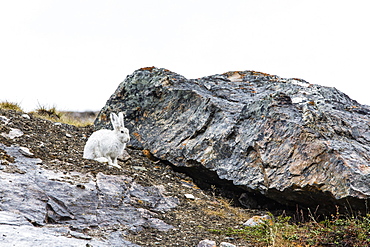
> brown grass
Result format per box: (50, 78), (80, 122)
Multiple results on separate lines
(0, 101), (23, 112)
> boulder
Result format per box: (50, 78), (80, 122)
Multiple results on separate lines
(95, 67), (370, 214)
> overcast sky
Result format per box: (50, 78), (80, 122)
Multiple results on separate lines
(1, 0), (369, 112)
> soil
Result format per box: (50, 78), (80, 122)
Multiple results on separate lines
(0, 109), (268, 247)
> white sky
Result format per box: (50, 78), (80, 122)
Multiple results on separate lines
(1, 0), (369, 112)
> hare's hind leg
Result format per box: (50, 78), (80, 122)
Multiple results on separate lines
(83, 140), (96, 159)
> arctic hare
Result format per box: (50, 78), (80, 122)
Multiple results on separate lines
(83, 112), (130, 169)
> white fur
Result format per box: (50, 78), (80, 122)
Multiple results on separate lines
(83, 112), (130, 169)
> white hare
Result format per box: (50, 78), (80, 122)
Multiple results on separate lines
(83, 112), (130, 169)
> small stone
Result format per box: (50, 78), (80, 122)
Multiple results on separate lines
(0, 115), (10, 124)
(197, 239), (216, 247)
(184, 194), (195, 200)
(35, 158), (42, 164)
(243, 215), (272, 227)
(19, 147), (34, 157)
(21, 114), (30, 119)
(1, 128), (23, 139)
(220, 242), (236, 247)
(132, 166), (147, 172)
(66, 133), (72, 138)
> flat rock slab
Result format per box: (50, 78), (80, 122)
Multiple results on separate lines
(95, 67), (370, 213)
(0, 143), (177, 246)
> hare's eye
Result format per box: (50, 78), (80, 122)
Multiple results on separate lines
(121, 130), (124, 133)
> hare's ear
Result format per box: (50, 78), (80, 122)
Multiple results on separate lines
(110, 113), (119, 129)
(118, 112), (125, 127)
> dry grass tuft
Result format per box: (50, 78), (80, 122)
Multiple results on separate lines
(57, 112), (96, 127)
(196, 197), (252, 222)
(0, 101), (95, 127)
(0, 101), (23, 112)
(32, 104), (62, 120)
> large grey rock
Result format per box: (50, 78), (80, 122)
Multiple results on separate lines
(0, 143), (177, 246)
(95, 67), (370, 213)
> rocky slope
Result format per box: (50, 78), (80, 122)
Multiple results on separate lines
(95, 67), (370, 215)
(0, 108), (259, 246)
(2, 66), (369, 246)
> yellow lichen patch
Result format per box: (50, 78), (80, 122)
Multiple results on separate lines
(249, 70), (274, 77)
(132, 132), (142, 142)
(139, 66), (156, 71)
(222, 71), (242, 76)
(142, 149), (158, 161)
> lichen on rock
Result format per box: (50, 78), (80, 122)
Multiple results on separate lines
(96, 67), (370, 214)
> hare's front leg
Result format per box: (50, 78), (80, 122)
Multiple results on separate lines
(112, 157), (122, 169)
(106, 156), (113, 166)
(107, 156), (121, 169)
